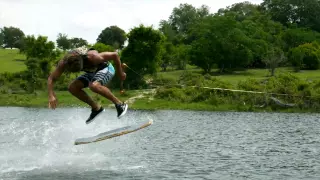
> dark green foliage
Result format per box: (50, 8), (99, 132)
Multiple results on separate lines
(91, 42), (115, 52)
(262, 47), (286, 76)
(121, 24), (165, 88)
(261, 0), (320, 32)
(56, 33), (71, 50)
(289, 42), (320, 71)
(281, 27), (320, 52)
(0, 32), (3, 48)
(156, 72), (320, 110)
(0, 26), (25, 49)
(56, 33), (88, 50)
(70, 37), (88, 48)
(97, 26), (127, 49)
(188, 15), (254, 73)
(20, 35), (59, 60)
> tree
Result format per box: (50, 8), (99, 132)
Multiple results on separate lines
(24, 57), (43, 92)
(121, 25), (165, 88)
(217, 1), (261, 21)
(0, 31), (3, 48)
(21, 35), (57, 60)
(20, 35), (60, 79)
(160, 41), (174, 71)
(261, 0), (320, 32)
(262, 47), (286, 76)
(172, 44), (190, 70)
(70, 37), (88, 48)
(189, 15), (253, 73)
(97, 26), (127, 49)
(281, 27), (320, 52)
(1, 26), (25, 49)
(91, 42), (114, 52)
(168, 3), (210, 44)
(289, 42), (320, 71)
(159, 20), (176, 43)
(217, 2), (288, 68)
(56, 33), (71, 50)
(169, 3), (209, 35)
(20, 35), (62, 88)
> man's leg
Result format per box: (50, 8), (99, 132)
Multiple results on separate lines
(89, 81), (122, 104)
(89, 65), (128, 118)
(69, 73), (105, 124)
(89, 81), (128, 118)
(68, 79), (100, 110)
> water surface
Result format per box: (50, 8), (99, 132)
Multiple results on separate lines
(0, 107), (320, 179)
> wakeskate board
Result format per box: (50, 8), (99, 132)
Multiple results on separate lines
(74, 119), (153, 145)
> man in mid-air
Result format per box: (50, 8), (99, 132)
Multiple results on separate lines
(47, 47), (128, 124)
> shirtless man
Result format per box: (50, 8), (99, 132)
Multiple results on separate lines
(47, 47), (128, 124)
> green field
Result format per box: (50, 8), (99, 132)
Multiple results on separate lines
(0, 49), (26, 73)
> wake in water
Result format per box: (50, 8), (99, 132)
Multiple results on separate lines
(0, 107), (151, 177)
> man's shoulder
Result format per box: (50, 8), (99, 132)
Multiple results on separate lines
(69, 46), (90, 55)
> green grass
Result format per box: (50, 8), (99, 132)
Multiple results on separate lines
(157, 66), (320, 85)
(0, 49), (26, 73)
(0, 90), (139, 108)
(1, 90), (317, 113)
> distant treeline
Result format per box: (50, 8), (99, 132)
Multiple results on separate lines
(1, 0), (320, 92)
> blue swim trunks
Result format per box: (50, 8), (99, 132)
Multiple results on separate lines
(77, 63), (115, 87)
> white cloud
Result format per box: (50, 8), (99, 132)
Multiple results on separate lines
(0, 0), (262, 44)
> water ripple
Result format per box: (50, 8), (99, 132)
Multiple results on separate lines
(0, 108), (320, 179)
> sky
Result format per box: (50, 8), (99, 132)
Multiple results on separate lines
(0, 0), (262, 44)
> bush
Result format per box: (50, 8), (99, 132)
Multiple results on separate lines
(154, 72), (320, 110)
(289, 42), (320, 71)
(151, 74), (177, 86)
(155, 87), (189, 102)
(155, 73), (235, 103)
(237, 78), (265, 92)
(178, 71), (234, 89)
(92, 43), (115, 52)
(266, 72), (302, 95)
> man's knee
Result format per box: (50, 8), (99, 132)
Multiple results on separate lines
(68, 80), (85, 93)
(89, 81), (102, 92)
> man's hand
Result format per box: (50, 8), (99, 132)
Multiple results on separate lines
(47, 60), (64, 110)
(120, 63), (127, 81)
(48, 94), (58, 109)
(120, 72), (126, 81)
(122, 63), (128, 69)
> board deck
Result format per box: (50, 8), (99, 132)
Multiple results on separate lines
(74, 119), (153, 145)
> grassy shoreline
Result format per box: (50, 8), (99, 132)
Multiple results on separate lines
(0, 90), (318, 113)
(1, 48), (320, 113)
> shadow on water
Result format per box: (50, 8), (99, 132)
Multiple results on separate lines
(4, 169), (145, 180)
(5, 169), (138, 180)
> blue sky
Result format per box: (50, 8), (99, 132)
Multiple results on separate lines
(0, 0), (262, 44)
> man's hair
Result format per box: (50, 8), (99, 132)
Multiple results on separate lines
(62, 53), (83, 72)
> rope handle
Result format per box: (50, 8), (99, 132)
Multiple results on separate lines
(120, 63), (128, 95)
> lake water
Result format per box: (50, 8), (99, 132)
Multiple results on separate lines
(0, 107), (320, 180)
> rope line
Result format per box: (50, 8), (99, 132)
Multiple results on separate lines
(123, 63), (313, 99)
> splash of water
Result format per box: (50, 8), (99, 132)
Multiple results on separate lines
(0, 107), (144, 174)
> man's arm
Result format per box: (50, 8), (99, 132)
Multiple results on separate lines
(47, 60), (65, 98)
(98, 52), (125, 80)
